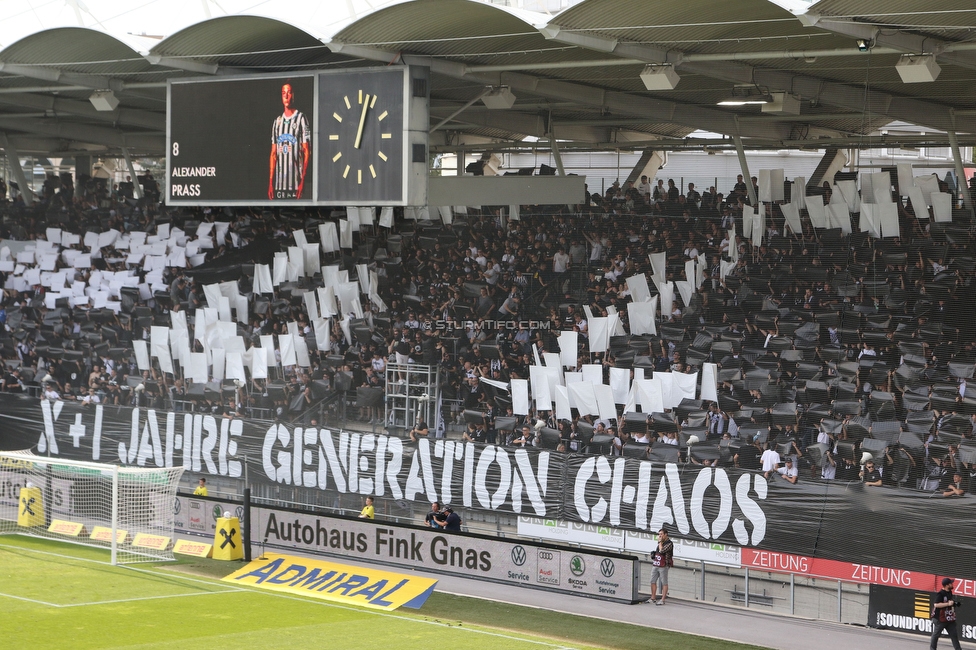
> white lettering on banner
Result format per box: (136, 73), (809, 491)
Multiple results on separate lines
(749, 550), (808, 572)
(649, 463), (689, 535)
(92, 403), (103, 459)
(35, 404), (766, 542)
(136, 407), (164, 467)
(573, 456), (612, 523)
(733, 473), (767, 545)
(38, 399), (62, 455)
(475, 446), (510, 510)
(851, 564), (912, 586)
(690, 468), (733, 540)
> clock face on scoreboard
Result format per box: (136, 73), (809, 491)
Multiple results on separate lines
(317, 67), (406, 205)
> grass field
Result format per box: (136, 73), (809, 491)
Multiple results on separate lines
(0, 535), (765, 650)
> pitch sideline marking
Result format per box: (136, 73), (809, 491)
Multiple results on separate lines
(58, 590), (244, 608)
(227, 580), (580, 650)
(121, 564), (248, 592)
(0, 542), (576, 647)
(0, 590), (61, 607)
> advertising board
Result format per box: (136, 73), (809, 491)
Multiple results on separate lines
(251, 506), (640, 603)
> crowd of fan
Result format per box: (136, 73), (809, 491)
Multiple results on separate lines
(3, 168), (976, 495)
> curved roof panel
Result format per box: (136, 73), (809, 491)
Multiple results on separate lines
(0, 28), (152, 77)
(553, 0), (846, 55)
(0, 0), (969, 157)
(334, 0), (556, 60)
(149, 16), (338, 70)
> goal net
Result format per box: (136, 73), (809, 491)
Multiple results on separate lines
(0, 450), (185, 564)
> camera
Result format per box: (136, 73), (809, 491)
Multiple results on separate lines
(955, 600), (962, 608)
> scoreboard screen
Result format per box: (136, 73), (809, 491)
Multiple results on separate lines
(167, 74), (316, 205)
(166, 67), (428, 206)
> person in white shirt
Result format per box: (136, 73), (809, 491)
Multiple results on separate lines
(43, 384), (60, 401)
(777, 457), (799, 483)
(583, 232), (604, 265)
(553, 249), (570, 274)
(637, 175), (651, 200)
(821, 451), (837, 480)
(761, 445), (781, 478)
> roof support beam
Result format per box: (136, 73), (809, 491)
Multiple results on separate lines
(802, 15), (976, 71)
(947, 121), (975, 223)
(0, 131), (34, 203)
(0, 118), (163, 153)
(0, 63), (122, 92)
(328, 42), (792, 140)
(144, 55), (219, 75)
(430, 89), (491, 133)
(0, 93), (164, 130)
(542, 26), (976, 134)
(429, 106), (611, 142)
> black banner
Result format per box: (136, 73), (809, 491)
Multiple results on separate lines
(869, 584), (976, 641)
(3, 393), (976, 579)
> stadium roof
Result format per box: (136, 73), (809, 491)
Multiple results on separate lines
(0, 0), (974, 157)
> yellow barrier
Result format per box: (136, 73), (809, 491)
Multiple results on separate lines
(212, 516), (243, 561)
(17, 486), (44, 528)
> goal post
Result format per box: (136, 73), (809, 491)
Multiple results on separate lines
(0, 450), (185, 564)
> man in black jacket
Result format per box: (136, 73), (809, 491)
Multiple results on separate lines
(931, 577), (962, 650)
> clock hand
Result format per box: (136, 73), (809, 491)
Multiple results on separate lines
(354, 93), (371, 149)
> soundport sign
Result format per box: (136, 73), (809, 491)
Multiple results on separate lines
(869, 584), (976, 639)
(250, 506), (640, 603)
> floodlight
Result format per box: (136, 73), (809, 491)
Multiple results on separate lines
(895, 54), (941, 83)
(89, 90), (119, 112)
(718, 85), (772, 106)
(481, 87), (516, 109)
(639, 64), (680, 90)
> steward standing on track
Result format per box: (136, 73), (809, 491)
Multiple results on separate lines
(931, 577), (962, 650)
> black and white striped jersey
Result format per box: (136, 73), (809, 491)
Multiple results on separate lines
(271, 110), (310, 197)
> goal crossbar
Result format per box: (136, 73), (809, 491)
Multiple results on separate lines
(0, 450), (185, 564)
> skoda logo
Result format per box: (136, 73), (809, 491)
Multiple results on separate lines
(570, 555), (585, 576)
(213, 505), (223, 520)
(511, 545), (527, 566)
(173, 498), (181, 515)
(601, 558), (615, 577)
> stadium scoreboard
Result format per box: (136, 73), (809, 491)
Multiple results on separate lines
(166, 67), (429, 206)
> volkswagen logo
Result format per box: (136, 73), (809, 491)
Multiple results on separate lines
(570, 555), (585, 576)
(511, 545), (527, 566)
(600, 558), (615, 577)
(235, 506), (245, 521)
(173, 498), (181, 515)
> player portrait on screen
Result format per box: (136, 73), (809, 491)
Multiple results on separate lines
(268, 81), (311, 200)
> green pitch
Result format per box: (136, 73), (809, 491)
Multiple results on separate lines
(0, 535), (764, 650)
